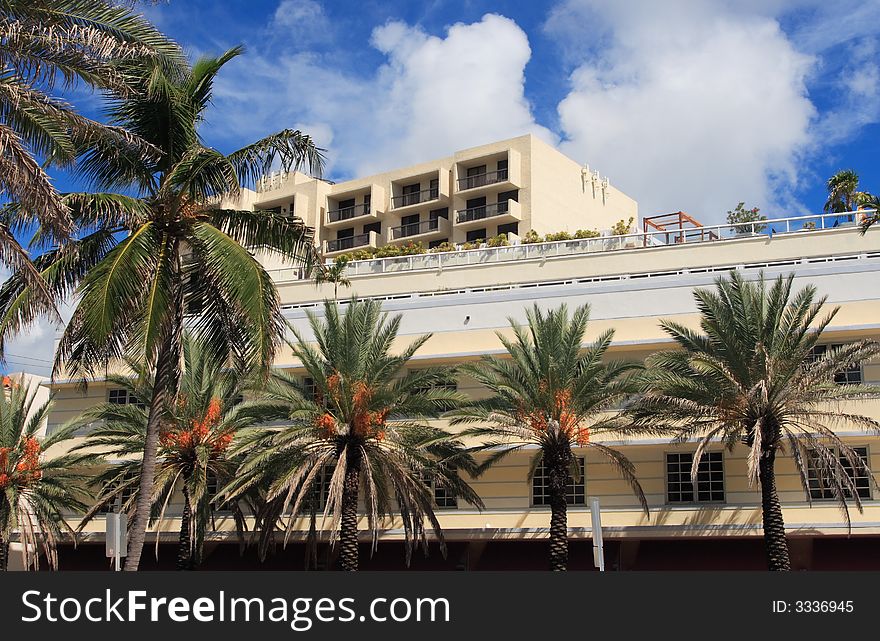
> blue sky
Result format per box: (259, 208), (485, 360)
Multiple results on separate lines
(7, 0), (880, 374)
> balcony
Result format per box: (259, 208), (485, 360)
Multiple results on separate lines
(391, 188), (440, 210)
(325, 203), (377, 227)
(323, 231), (379, 256)
(457, 169), (508, 191)
(454, 199), (522, 229)
(388, 216), (451, 242)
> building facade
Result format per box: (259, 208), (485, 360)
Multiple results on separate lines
(220, 134), (637, 262)
(37, 140), (880, 571)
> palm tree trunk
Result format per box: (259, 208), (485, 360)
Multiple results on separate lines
(547, 447), (571, 571)
(0, 534), (7, 571)
(177, 483), (193, 571)
(125, 250), (183, 571)
(337, 445), (362, 571)
(758, 447), (791, 571)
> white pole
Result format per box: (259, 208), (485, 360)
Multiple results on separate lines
(590, 497), (605, 572)
(114, 515), (120, 572)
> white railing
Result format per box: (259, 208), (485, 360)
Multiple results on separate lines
(266, 210), (875, 282)
(256, 171), (289, 193)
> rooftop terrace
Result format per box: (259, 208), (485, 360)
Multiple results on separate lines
(266, 210), (877, 285)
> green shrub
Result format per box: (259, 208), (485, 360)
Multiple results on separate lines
(574, 229), (600, 239)
(374, 244), (402, 258)
(726, 203), (766, 234)
(543, 230), (573, 242)
(522, 229), (542, 244)
(460, 239), (483, 250)
(428, 241), (456, 253)
(611, 217), (635, 236)
(339, 247), (378, 261)
(487, 233), (510, 247)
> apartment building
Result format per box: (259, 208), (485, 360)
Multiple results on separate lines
(42, 205), (880, 570)
(220, 134), (638, 264)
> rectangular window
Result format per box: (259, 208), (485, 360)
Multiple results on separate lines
(421, 473), (458, 509)
(428, 238), (448, 249)
(207, 473), (233, 514)
(362, 221), (381, 235)
(807, 446), (871, 500)
(302, 377), (317, 402)
(666, 452), (725, 503)
(466, 229), (487, 243)
(807, 344), (862, 384)
(336, 227), (354, 239)
(429, 178), (439, 199)
(532, 457), (585, 506)
(108, 388), (145, 410)
(497, 222), (519, 237)
(466, 165), (486, 177)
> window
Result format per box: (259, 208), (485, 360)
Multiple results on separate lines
(807, 344), (862, 384)
(429, 208), (448, 230)
(108, 388), (145, 410)
(466, 165), (486, 177)
(466, 228), (487, 243)
(308, 464), (335, 511)
(421, 473), (458, 509)
(336, 227), (354, 239)
(99, 471), (137, 513)
(429, 178), (439, 199)
(497, 222), (519, 237)
(532, 457), (585, 506)
(807, 446), (871, 500)
(666, 452), (725, 503)
(402, 183), (421, 206)
(363, 221), (381, 235)
(497, 159), (508, 177)
(207, 473), (233, 514)
(428, 238), (449, 249)
(497, 189), (518, 203)
(302, 377), (317, 402)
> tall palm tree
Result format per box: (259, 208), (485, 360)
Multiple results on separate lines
(0, 377), (93, 570)
(630, 272), (880, 570)
(226, 298), (482, 571)
(74, 338), (258, 570)
(0, 48), (324, 570)
(448, 303), (648, 571)
(0, 0), (181, 317)
(313, 256), (351, 301)
(824, 169), (875, 214)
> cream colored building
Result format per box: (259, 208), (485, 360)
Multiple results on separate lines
(222, 134), (637, 261)
(38, 198), (880, 570)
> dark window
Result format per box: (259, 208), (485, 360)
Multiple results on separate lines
(108, 388), (145, 410)
(466, 196), (486, 209)
(807, 344), (862, 384)
(428, 239), (448, 249)
(429, 207), (448, 221)
(497, 222), (519, 237)
(807, 446), (871, 500)
(207, 473), (233, 513)
(337, 198), (355, 210)
(401, 214), (420, 226)
(363, 222), (381, 235)
(336, 227), (354, 239)
(466, 229), (486, 243)
(429, 178), (439, 199)
(466, 165), (486, 177)
(421, 472), (458, 509)
(498, 189), (518, 203)
(666, 452), (725, 503)
(532, 457), (585, 506)
(363, 193), (371, 207)
(497, 159), (508, 172)
(401, 183), (421, 207)
(302, 377), (317, 402)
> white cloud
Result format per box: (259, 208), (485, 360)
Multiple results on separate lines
(271, 0), (332, 46)
(208, 13), (552, 179)
(549, 0), (817, 222)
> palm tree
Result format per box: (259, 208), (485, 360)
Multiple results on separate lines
(824, 169), (875, 214)
(314, 256), (351, 301)
(0, 48), (324, 570)
(630, 271), (880, 570)
(0, 377), (93, 570)
(448, 303), (648, 571)
(0, 0), (181, 317)
(74, 338), (258, 570)
(226, 298), (482, 571)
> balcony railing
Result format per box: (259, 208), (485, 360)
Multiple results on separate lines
(267, 211), (876, 282)
(328, 203), (371, 223)
(325, 233), (372, 253)
(390, 218), (445, 240)
(457, 169), (508, 191)
(456, 201), (511, 224)
(392, 188), (439, 208)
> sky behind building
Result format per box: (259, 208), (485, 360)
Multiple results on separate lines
(8, 0), (880, 374)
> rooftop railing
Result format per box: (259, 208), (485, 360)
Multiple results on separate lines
(267, 210), (875, 282)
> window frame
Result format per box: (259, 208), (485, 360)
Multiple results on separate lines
(806, 445), (872, 501)
(664, 450), (726, 505)
(531, 456), (586, 507)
